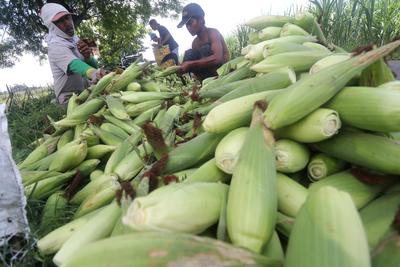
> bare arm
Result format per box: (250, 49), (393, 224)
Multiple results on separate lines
(159, 32), (171, 45)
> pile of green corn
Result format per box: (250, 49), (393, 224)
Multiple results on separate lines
(18, 12), (400, 267)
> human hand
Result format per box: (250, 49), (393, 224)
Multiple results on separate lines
(179, 61), (191, 73)
(90, 68), (106, 84)
(77, 40), (92, 59)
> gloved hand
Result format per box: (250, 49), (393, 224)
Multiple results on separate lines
(89, 68), (106, 84)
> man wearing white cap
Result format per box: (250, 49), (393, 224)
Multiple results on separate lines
(40, 3), (105, 104)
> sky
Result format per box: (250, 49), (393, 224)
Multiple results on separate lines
(0, 0), (309, 92)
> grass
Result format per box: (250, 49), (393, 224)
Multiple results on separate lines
(6, 88), (65, 163)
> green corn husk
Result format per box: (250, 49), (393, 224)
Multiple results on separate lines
(125, 99), (163, 117)
(314, 131), (400, 175)
(123, 182), (229, 234)
(264, 40), (400, 130)
(203, 90), (285, 133)
(245, 15), (294, 30)
(276, 212), (294, 237)
(49, 142), (87, 172)
(378, 80), (400, 90)
(157, 105), (181, 138)
(359, 58), (395, 87)
(294, 12), (329, 46)
(258, 26), (282, 41)
(162, 132), (225, 174)
(105, 62), (149, 93)
(73, 159), (100, 177)
(140, 80), (170, 92)
(39, 191), (68, 235)
(57, 129), (74, 150)
(131, 105), (161, 126)
(89, 125), (123, 146)
(100, 123), (129, 140)
(25, 171), (76, 200)
(227, 105), (277, 253)
(21, 170), (61, 186)
(276, 173), (308, 217)
(201, 65), (256, 91)
(248, 31), (261, 44)
(126, 81), (141, 91)
(66, 98), (104, 121)
(87, 72), (115, 99)
(371, 233), (400, 267)
(70, 174), (118, 205)
(215, 127), (248, 174)
(200, 68), (295, 101)
(74, 180), (121, 218)
(274, 108), (341, 143)
(325, 86), (400, 132)
(184, 158), (230, 183)
(285, 186), (371, 267)
(61, 232), (281, 267)
(103, 114), (140, 135)
(120, 91), (177, 104)
(19, 136), (59, 168)
(261, 230), (284, 261)
(66, 93), (78, 116)
(309, 170), (387, 209)
(86, 144), (116, 159)
(360, 193), (400, 249)
(275, 139), (310, 173)
(73, 123), (87, 140)
(76, 87), (91, 102)
(280, 23), (310, 36)
(53, 201), (121, 266)
(114, 143), (151, 181)
(302, 42), (331, 52)
(307, 153), (347, 181)
(37, 208), (101, 255)
(89, 170), (103, 181)
(21, 152), (56, 171)
(104, 133), (142, 174)
(251, 50), (331, 73)
(263, 42), (311, 57)
(167, 168), (197, 183)
(105, 96), (130, 120)
(152, 65), (180, 78)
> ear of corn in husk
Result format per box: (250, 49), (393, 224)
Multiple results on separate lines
(103, 114), (141, 135)
(105, 96), (130, 120)
(302, 41), (331, 52)
(251, 50), (331, 73)
(314, 131), (400, 175)
(258, 26), (282, 40)
(66, 93), (78, 116)
(113, 143), (151, 181)
(359, 57), (395, 87)
(276, 173), (308, 217)
(276, 212), (294, 237)
(61, 232), (281, 267)
(126, 81), (141, 91)
(19, 136), (59, 169)
(264, 40), (400, 129)
(325, 86), (400, 132)
(53, 201), (121, 266)
(49, 141), (87, 172)
(89, 125), (123, 146)
(163, 132), (225, 174)
(275, 139), (310, 173)
(371, 233), (400, 267)
(86, 144), (116, 159)
(100, 123), (129, 140)
(274, 108), (341, 143)
(227, 103), (277, 253)
(39, 191), (68, 235)
(245, 15), (294, 30)
(87, 72), (115, 99)
(309, 170), (388, 209)
(285, 186), (371, 267)
(215, 127), (248, 174)
(261, 230), (284, 261)
(57, 129), (74, 150)
(203, 90), (285, 133)
(262, 42), (312, 57)
(280, 23), (310, 36)
(307, 153), (347, 181)
(123, 182), (228, 234)
(184, 158), (230, 183)
(360, 192), (400, 249)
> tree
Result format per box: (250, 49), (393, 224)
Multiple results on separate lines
(0, 0), (182, 68)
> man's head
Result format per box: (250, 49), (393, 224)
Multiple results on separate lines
(40, 3), (75, 36)
(177, 3), (205, 36)
(149, 19), (159, 30)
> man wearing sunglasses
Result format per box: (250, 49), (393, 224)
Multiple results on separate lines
(40, 3), (105, 104)
(177, 3), (230, 81)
